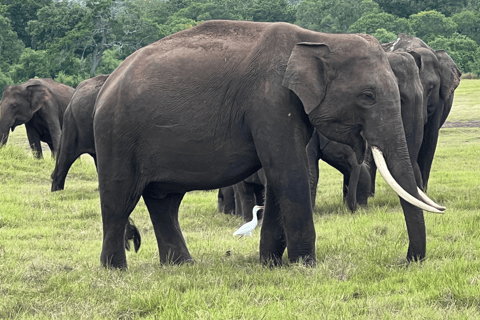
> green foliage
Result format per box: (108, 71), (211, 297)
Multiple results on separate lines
(26, 2), (88, 50)
(409, 10), (457, 43)
(451, 10), (480, 45)
(8, 48), (51, 83)
(295, 0), (380, 33)
(54, 71), (88, 88)
(0, 0), (53, 47)
(348, 12), (413, 35)
(0, 15), (25, 73)
(95, 48), (122, 75)
(428, 34), (480, 74)
(372, 28), (397, 43)
(0, 69), (14, 99)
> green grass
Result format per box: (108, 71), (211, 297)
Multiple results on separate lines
(446, 79), (480, 122)
(1, 80), (480, 319)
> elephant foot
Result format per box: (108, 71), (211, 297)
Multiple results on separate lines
(101, 251), (128, 269)
(260, 252), (283, 267)
(159, 246), (193, 265)
(288, 254), (316, 267)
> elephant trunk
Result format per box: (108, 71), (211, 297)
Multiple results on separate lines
(0, 121), (10, 147)
(365, 120), (431, 261)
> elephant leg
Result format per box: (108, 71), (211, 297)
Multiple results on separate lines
(363, 146), (377, 197)
(142, 189), (191, 264)
(259, 186), (286, 266)
(51, 138), (82, 191)
(344, 165), (360, 212)
(99, 186), (142, 269)
(217, 186), (235, 214)
(25, 125), (43, 159)
(259, 162), (316, 266)
(356, 165), (372, 206)
(253, 184), (265, 220)
(234, 182), (257, 222)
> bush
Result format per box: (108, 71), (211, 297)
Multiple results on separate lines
(460, 73), (478, 79)
(0, 70), (14, 99)
(54, 71), (89, 88)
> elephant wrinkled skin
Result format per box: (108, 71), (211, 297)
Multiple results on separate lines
(93, 20), (429, 268)
(51, 74), (109, 191)
(0, 78), (74, 158)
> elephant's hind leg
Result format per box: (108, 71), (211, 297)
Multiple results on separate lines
(99, 183), (142, 269)
(142, 188), (191, 264)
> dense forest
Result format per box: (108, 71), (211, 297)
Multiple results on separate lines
(1, 0), (479, 94)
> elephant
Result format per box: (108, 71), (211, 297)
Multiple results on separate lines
(92, 20), (443, 269)
(366, 34), (461, 193)
(222, 130), (371, 216)
(217, 186), (236, 215)
(0, 78), (74, 158)
(51, 74), (109, 192)
(232, 170), (266, 222)
(307, 130), (372, 212)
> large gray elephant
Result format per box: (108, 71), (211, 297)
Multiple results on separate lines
(93, 20), (442, 269)
(367, 34), (461, 192)
(51, 74), (109, 191)
(0, 78), (74, 158)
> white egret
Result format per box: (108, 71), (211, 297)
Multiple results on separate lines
(233, 205), (264, 238)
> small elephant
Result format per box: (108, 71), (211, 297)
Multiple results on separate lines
(232, 170), (266, 221)
(307, 130), (371, 212)
(0, 78), (74, 158)
(51, 74), (109, 191)
(93, 20), (442, 269)
(217, 186), (236, 215)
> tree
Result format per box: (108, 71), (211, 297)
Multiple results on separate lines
(8, 48), (51, 83)
(0, 14), (25, 73)
(0, 0), (52, 47)
(26, 2), (88, 50)
(428, 33), (479, 73)
(372, 28), (397, 43)
(295, 0), (380, 33)
(348, 12), (413, 36)
(375, 0), (468, 18)
(452, 10), (480, 45)
(409, 10), (457, 43)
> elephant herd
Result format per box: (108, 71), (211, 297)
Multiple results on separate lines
(0, 21), (460, 269)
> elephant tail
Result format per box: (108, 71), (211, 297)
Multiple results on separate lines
(124, 218), (141, 253)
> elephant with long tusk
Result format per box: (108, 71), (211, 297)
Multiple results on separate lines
(92, 20), (443, 269)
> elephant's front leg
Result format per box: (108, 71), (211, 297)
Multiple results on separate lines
(260, 186), (287, 266)
(260, 168), (316, 266)
(25, 125), (43, 159)
(142, 191), (192, 264)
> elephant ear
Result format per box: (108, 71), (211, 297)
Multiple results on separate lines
(407, 50), (423, 71)
(282, 42), (331, 114)
(26, 81), (52, 113)
(434, 50), (461, 101)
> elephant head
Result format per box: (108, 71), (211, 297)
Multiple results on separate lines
(283, 34), (443, 259)
(0, 78), (74, 158)
(382, 34), (461, 190)
(1, 80), (50, 144)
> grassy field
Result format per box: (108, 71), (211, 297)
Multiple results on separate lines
(0, 80), (479, 319)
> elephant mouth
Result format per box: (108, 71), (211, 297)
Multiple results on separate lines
(11, 119), (23, 132)
(371, 146), (445, 213)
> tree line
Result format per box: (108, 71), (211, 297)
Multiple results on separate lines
(1, 0), (479, 95)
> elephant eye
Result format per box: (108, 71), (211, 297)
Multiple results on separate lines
(357, 90), (376, 107)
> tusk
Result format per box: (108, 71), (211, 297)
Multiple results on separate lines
(417, 187), (446, 211)
(371, 146), (444, 213)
